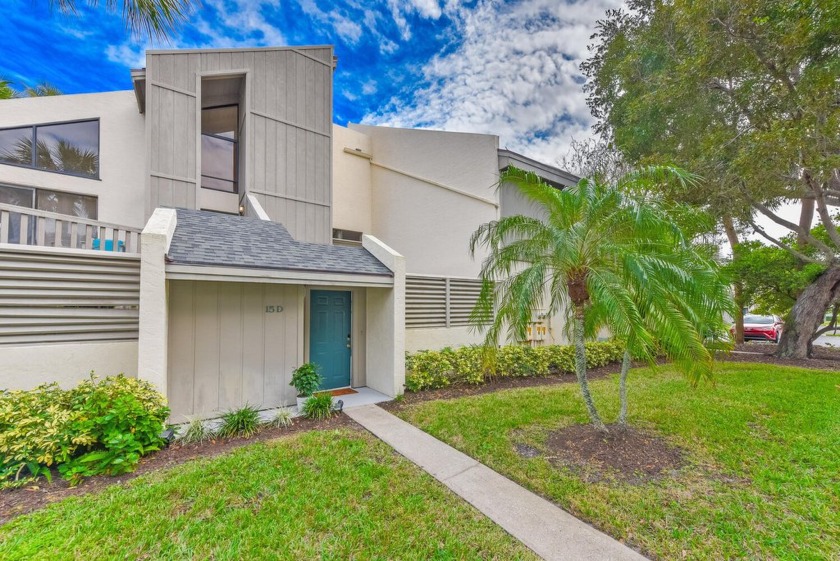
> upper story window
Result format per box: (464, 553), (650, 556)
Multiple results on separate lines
(201, 105), (238, 193)
(0, 119), (100, 179)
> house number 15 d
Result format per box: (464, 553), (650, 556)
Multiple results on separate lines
(265, 305), (284, 313)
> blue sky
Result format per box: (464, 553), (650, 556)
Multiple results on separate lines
(1, 0), (622, 163)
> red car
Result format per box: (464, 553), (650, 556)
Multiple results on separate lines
(732, 314), (784, 342)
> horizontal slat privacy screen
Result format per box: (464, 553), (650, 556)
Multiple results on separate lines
(405, 275), (483, 328)
(0, 248), (140, 345)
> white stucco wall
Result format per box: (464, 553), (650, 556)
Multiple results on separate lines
(405, 326), (485, 352)
(0, 341), (138, 390)
(362, 234), (405, 397)
(0, 90), (146, 229)
(332, 125), (373, 235)
(349, 124), (499, 278)
(137, 208), (177, 397)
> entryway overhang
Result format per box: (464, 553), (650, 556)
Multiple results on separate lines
(165, 264), (393, 287)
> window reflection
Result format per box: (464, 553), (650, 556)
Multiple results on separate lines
(0, 120), (99, 179)
(201, 106), (238, 193)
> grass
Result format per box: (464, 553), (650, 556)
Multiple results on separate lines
(0, 429), (537, 561)
(397, 362), (840, 560)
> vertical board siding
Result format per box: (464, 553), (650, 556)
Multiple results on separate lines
(167, 280), (303, 419)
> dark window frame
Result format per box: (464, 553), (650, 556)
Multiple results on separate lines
(200, 104), (239, 194)
(0, 181), (98, 220)
(0, 118), (101, 180)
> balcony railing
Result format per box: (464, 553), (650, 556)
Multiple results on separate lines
(0, 203), (142, 254)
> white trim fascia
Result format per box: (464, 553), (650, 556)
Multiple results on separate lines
(165, 264), (394, 287)
(245, 193), (271, 221)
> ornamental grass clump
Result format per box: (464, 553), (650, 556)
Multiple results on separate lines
(180, 416), (214, 444)
(217, 405), (261, 438)
(302, 393), (334, 420)
(269, 407), (294, 428)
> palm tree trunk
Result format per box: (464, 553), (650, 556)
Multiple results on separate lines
(573, 309), (608, 432)
(618, 349), (632, 426)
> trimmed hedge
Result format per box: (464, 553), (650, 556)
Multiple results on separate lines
(0, 374), (169, 488)
(405, 341), (625, 392)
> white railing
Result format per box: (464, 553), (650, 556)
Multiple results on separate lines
(0, 203), (142, 254)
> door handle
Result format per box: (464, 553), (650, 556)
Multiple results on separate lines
(346, 333), (351, 349)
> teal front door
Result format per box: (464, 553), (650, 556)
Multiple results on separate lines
(309, 290), (352, 390)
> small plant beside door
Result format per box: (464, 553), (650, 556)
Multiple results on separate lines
(290, 363), (322, 411)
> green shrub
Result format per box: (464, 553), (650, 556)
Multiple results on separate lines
(404, 341), (627, 392)
(302, 393), (334, 420)
(0, 374), (169, 488)
(405, 350), (454, 391)
(180, 417), (214, 444)
(269, 407), (294, 428)
(217, 405), (261, 438)
(290, 363), (322, 397)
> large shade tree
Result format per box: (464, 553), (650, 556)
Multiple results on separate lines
(582, 0), (840, 358)
(470, 167), (732, 431)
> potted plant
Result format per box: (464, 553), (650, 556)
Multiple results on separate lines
(290, 363), (321, 410)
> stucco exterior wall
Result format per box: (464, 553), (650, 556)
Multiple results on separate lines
(405, 326), (485, 352)
(332, 125), (373, 235)
(362, 235), (405, 397)
(349, 124), (499, 278)
(0, 341), (138, 390)
(0, 91), (146, 229)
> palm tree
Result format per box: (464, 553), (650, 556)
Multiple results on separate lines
(0, 79), (61, 100)
(50, 0), (196, 39)
(470, 166), (732, 431)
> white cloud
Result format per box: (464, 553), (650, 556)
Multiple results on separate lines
(362, 0), (623, 164)
(297, 0), (363, 44)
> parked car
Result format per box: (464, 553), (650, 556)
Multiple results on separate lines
(732, 314), (784, 342)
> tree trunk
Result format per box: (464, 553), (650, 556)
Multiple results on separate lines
(776, 265), (840, 358)
(798, 198), (815, 250)
(722, 214), (744, 343)
(573, 309), (608, 431)
(618, 349), (632, 426)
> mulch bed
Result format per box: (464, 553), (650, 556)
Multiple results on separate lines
(0, 413), (356, 525)
(545, 424), (685, 484)
(722, 342), (840, 371)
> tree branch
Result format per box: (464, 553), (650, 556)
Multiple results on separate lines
(750, 199), (836, 259)
(805, 170), (840, 249)
(745, 217), (821, 264)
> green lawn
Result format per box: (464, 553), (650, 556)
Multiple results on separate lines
(397, 362), (840, 561)
(0, 428), (537, 561)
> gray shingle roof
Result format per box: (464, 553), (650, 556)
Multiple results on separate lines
(167, 209), (392, 277)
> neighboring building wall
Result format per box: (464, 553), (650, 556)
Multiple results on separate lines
(332, 125), (372, 235)
(166, 280), (305, 420)
(0, 91), (146, 229)
(349, 124), (499, 278)
(145, 46), (334, 243)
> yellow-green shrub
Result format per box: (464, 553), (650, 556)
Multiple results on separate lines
(405, 341), (626, 392)
(0, 374), (169, 488)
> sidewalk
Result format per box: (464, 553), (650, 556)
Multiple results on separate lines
(345, 404), (648, 561)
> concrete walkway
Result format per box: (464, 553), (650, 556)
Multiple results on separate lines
(345, 405), (648, 561)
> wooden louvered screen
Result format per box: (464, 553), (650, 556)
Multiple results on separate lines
(0, 246), (140, 345)
(405, 275), (483, 329)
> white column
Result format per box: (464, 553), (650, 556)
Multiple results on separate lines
(137, 208), (177, 397)
(362, 234), (406, 397)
